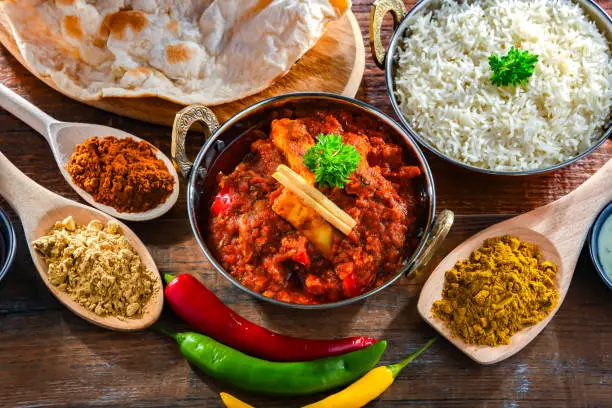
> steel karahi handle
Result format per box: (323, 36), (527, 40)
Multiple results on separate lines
(369, 0), (407, 69)
(171, 105), (220, 178)
(408, 210), (454, 277)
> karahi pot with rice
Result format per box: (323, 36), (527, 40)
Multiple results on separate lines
(370, 0), (612, 175)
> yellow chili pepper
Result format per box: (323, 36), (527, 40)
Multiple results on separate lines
(220, 392), (254, 408)
(303, 338), (436, 408)
(219, 338), (436, 408)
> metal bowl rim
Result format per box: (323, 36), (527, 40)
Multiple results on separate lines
(186, 92), (437, 309)
(384, 0), (612, 176)
(588, 201), (612, 290)
(0, 207), (16, 284)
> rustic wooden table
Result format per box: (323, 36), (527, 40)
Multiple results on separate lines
(1, 2), (611, 407)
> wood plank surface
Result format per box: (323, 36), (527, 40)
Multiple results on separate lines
(1, 1), (611, 407)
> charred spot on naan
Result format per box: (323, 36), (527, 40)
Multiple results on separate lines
(166, 20), (179, 35)
(166, 43), (193, 64)
(329, 0), (351, 14)
(162, 42), (203, 78)
(128, 67), (152, 76)
(97, 17), (111, 46)
(105, 10), (148, 40)
(93, 36), (107, 49)
(62, 15), (83, 40)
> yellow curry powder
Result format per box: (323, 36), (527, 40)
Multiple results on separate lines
(431, 235), (559, 347)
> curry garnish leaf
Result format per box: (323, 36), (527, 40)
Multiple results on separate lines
(489, 47), (539, 87)
(303, 134), (361, 188)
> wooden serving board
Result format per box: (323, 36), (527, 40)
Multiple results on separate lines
(0, 12), (364, 126)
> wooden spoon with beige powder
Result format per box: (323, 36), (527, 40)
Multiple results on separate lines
(0, 151), (163, 331)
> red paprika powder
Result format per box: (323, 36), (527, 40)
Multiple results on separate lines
(66, 136), (174, 213)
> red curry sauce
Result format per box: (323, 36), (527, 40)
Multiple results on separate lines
(207, 110), (423, 304)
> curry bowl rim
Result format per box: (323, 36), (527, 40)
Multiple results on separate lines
(186, 92), (437, 309)
(382, 0), (612, 176)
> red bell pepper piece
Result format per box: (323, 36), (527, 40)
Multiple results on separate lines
(292, 249), (310, 266)
(342, 273), (361, 298)
(164, 274), (377, 362)
(211, 186), (234, 215)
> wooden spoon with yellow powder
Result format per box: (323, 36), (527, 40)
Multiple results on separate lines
(418, 158), (612, 364)
(0, 151), (163, 331)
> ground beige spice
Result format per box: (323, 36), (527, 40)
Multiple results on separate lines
(33, 216), (159, 318)
(431, 235), (559, 347)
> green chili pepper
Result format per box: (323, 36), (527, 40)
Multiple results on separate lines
(158, 328), (387, 396)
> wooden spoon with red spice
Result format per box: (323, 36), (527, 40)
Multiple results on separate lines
(0, 151), (164, 331)
(418, 158), (612, 364)
(0, 84), (179, 221)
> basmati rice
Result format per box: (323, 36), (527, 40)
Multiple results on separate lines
(394, 0), (612, 171)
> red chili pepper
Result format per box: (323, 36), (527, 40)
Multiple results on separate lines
(211, 186), (234, 215)
(164, 274), (377, 362)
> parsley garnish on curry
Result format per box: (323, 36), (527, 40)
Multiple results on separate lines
(207, 111), (424, 305)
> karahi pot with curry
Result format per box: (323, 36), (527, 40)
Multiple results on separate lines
(171, 93), (453, 309)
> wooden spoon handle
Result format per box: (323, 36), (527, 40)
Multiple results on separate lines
(0, 84), (58, 142)
(530, 158), (612, 254)
(0, 151), (59, 232)
(556, 157), (612, 215)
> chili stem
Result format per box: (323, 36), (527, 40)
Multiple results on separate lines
(388, 337), (436, 377)
(164, 273), (176, 284)
(151, 325), (179, 341)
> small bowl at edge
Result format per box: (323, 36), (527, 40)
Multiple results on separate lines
(589, 201), (612, 289)
(0, 207), (17, 286)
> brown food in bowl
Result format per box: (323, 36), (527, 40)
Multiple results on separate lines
(205, 110), (424, 305)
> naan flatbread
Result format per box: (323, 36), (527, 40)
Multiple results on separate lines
(0, 0), (351, 105)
